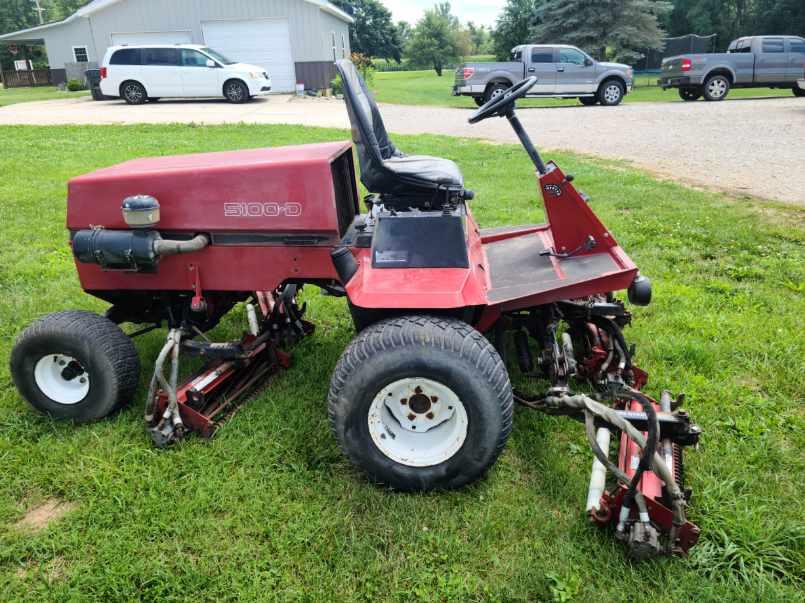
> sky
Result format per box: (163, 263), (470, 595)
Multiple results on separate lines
(382, 0), (507, 26)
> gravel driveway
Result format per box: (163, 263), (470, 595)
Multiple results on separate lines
(2, 94), (804, 206)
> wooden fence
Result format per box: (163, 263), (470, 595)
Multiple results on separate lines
(1, 69), (53, 88)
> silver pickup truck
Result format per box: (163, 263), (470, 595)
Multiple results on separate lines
(453, 44), (633, 106)
(660, 35), (805, 101)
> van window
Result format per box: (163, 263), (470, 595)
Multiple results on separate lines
(110, 48), (141, 65)
(761, 38), (785, 53)
(181, 49), (209, 67)
(142, 48), (179, 66)
(531, 49), (553, 63)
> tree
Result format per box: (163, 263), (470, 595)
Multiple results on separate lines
(405, 3), (461, 76)
(396, 21), (412, 47)
(492, 0), (541, 60)
(532, 0), (672, 63)
(467, 22), (492, 55)
(331, 0), (403, 62)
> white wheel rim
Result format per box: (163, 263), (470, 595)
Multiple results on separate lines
(708, 79), (726, 98)
(34, 354), (90, 405)
(605, 85), (621, 103)
(368, 377), (468, 467)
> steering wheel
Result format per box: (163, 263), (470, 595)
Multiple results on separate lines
(468, 76), (538, 124)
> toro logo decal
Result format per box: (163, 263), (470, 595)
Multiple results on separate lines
(224, 202), (303, 218)
(543, 184), (563, 197)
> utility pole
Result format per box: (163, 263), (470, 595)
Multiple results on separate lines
(32, 0), (46, 25)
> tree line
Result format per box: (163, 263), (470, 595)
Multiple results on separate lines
(333, 0), (803, 74)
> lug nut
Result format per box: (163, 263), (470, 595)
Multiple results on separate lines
(407, 413), (416, 421)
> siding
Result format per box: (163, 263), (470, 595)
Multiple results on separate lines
(38, 17), (96, 68)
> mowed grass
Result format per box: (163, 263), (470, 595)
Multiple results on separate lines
(372, 69), (798, 109)
(0, 124), (803, 601)
(0, 86), (88, 107)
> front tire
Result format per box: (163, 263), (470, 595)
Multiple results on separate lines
(10, 311), (140, 422)
(328, 315), (513, 491)
(793, 85), (805, 98)
(120, 81), (147, 105)
(703, 74), (730, 101)
(224, 80), (250, 103)
(678, 87), (701, 101)
(598, 79), (625, 106)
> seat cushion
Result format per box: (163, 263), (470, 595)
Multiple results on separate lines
(382, 155), (464, 188)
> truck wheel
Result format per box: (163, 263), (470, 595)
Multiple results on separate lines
(678, 87), (701, 101)
(703, 75), (730, 101)
(328, 315), (513, 491)
(579, 96), (598, 106)
(793, 86), (805, 98)
(484, 83), (509, 104)
(473, 96), (485, 107)
(598, 79), (625, 106)
(10, 311), (140, 422)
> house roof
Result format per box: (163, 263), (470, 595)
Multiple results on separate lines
(0, 0), (353, 40)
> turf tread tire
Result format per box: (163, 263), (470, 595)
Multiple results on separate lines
(10, 311), (140, 422)
(328, 315), (513, 491)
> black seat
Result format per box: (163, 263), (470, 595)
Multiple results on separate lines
(336, 59), (463, 199)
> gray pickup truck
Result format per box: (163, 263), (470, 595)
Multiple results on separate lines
(660, 35), (805, 101)
(453, 44), (634, 106)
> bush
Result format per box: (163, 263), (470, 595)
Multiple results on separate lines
(331, 74), (344, 96)
(66, 79), (85, 92)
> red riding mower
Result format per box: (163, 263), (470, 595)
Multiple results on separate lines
(10, 61), (700, 559)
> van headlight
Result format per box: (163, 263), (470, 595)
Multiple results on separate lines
(249, 72), (261, 80)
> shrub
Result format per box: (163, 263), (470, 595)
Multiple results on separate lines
(66, 79), (85, 92)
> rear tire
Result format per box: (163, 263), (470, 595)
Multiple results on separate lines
(224, 80), (250, 103)
(678, 87), (701, 101)
(328, 315), (513, 491)
(703, 74), (730, 101)
(473, 96), (485, 107)
(484, 82), (509, 104)
(579, 96), (598, 106)
(793, 85), (805, 98)
(10, 311), (140, 422)
(598, 79), (625, 106)
(120, 81), (147, 105)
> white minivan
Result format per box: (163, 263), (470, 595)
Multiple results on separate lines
(99, 44), (272, 104)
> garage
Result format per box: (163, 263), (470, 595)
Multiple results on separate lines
(110, 31), (193, 46)
(202, 19), (296, 93)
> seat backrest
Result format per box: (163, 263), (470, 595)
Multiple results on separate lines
(336, 59), (400, 192)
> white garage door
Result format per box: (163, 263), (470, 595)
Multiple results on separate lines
(111, 31), (193, 45)
(202, 19), (296, 92)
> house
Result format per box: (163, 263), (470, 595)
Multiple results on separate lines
(0, 0), (353, 91)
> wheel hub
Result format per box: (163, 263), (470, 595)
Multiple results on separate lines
(368, 377), (468, 467)
(34, 354), (89, 405)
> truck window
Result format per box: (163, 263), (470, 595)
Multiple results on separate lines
(761, 38), (785, 53)
(558, 48), (586, 65)
(789, 40), (805, 55)
(512, 49), (523, 61)
(531, 49), (553, 63)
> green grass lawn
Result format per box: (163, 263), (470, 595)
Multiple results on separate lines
(0, 86), (89, 107)
(0, 124), (803, 601)
(372, 69), (798, 109)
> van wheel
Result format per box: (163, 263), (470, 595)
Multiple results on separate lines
(10, 311), (140, 422)
(793, 85), (805, 98)
(484, 83), (509, 104)
(678, 87), (701, 101)
(579, 96), (598, 106)
(120, 81), (147, 105)
(598, 79), (624, 106)
(703, 75), (730, 101)
(224, 80), (249, 103)
(328, 315), (513, 491)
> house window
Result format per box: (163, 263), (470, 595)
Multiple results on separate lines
(73, 46), (89, 62)
(341, 33), (346, 58)
(332, 32), (337, 61)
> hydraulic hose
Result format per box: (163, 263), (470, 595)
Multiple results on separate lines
(153, 234), (210, 257)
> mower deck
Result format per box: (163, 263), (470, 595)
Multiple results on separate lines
(482, 224), (637, 310)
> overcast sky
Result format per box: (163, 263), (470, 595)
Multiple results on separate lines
(382, 0), (507, 26)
